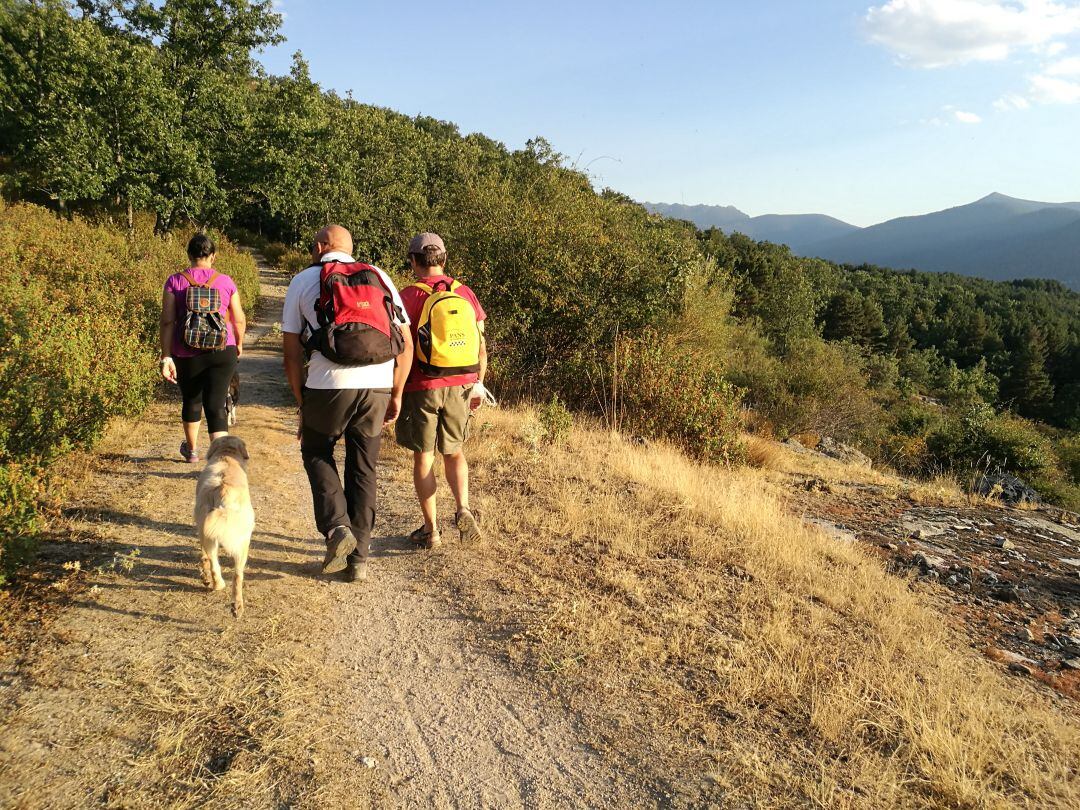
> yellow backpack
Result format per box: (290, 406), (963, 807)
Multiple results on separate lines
(410, 279), (482, 377)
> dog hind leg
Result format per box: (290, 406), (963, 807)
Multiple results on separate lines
(209, 541), (226, 591)
(232, 545), (247, 618)
(199, 542), (214, 590)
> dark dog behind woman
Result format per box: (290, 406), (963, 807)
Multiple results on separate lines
(159, 234), (247, 464)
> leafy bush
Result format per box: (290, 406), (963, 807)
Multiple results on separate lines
(731, 337), (883, 443)
(935, 358), (1000, 406)
(0, 202), (257, 576)
(279, 248), (312, 276)
(598, 329), (745, 464)
(922, 402), (1057, 479)
(433, 140), (700, 402)
(537, 396), (573, 446)
(0, 463), (41, 584)
(260, 241), (291, 266)
(205, 232), (260, 316)
(981, 413), (1057, 477)
(1058, 434), (1080, 485)
(876, 399), (944, 473)
(0, 275), (153, 461)
(1029, 476), (1080, 512)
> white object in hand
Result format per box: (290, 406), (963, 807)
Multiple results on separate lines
(469, 382), (498, 408)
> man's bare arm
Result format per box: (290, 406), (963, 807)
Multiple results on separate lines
(384, 327), (414, 426)
(469, 323), (488, 410)
(393, 327), (414, 395)
(477, 322), (487, 384)
(283, 332), (306, 408)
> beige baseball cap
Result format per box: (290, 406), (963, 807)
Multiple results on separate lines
(408, 232), (445, 253)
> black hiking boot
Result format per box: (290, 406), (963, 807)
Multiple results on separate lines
(323, 526), (356, 574)
(344, 560), (368, 583)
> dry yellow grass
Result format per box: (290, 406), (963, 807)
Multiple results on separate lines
(901, 473), (970, 506)
(105, 648), (325, 808)
(749, 435), (1009, 512)
(742, 433), (785, 471)
(439, 407), (1080, 807)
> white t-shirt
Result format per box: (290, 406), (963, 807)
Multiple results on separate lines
(281, 251), (409, 390)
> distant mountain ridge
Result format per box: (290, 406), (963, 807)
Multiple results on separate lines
(643, 201), (859, 253)
(645, 194), (1080, 289)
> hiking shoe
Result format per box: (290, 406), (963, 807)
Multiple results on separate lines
(323, 526), (356, 574)
(455, 508), (482, 544)
(409, 526), (441, 550)
(345, 560), (368, 583)
(179, 440), (199, 463)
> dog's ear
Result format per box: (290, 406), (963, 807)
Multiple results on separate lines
(240, 442), (249, 460)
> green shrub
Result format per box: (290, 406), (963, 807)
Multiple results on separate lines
(224, 226), (270, 252)
(604, 329), (745, 464)
(0, 462), (42, 584)
(261, 241), (292, 266)
(279, 248), (312, 276)
(537, 396), (573, 446)
(205, 231), (260, 316)
(935, 358), (999, 406)
(982, 413), (1057, 476)
(1029, 476), (1080, 512)
(1058, 434), (1080, 485)
(733, 337), (883, 442)
(437, 141), (701, 407)
(877, 399), (946, 474)
(925, 402), (1057, 478)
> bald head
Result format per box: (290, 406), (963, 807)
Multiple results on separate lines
(314, 224), (353, 257)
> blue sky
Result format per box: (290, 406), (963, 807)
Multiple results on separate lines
(260, 1), (1080, 226)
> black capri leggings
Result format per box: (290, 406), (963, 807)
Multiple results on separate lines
(175, 346), (238, 434)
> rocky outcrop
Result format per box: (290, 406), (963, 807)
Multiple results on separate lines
(973, 473), (1042, 507)
(816, 436), (873, 468)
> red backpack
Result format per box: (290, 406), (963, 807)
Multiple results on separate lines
(305, 262), (405, 366)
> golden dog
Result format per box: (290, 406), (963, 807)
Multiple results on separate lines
(194, 436), (254, 617)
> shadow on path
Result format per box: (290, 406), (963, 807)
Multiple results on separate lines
(68, 599), (203, 630)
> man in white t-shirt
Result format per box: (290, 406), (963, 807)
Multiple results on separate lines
(281, 224), (413, 583)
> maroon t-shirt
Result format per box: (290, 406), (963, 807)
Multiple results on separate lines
(400, 275), (486, 393)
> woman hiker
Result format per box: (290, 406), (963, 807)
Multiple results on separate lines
(158, 233), (246, 463)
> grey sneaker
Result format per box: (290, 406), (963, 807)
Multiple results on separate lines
(323, 526), (356, 574)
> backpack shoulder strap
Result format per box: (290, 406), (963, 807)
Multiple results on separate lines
(180, 270), (219, 288)
(410, 281), (434, 295)
(448, 280), (462, 292)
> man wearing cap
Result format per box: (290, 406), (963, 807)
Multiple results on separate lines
(395, 232), (488, 550)
(281, 224), (412, 583)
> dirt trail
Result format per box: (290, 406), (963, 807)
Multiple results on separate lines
(0, 257), (652, 808)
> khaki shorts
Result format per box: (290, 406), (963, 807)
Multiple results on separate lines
(395, 385), (473, 455)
